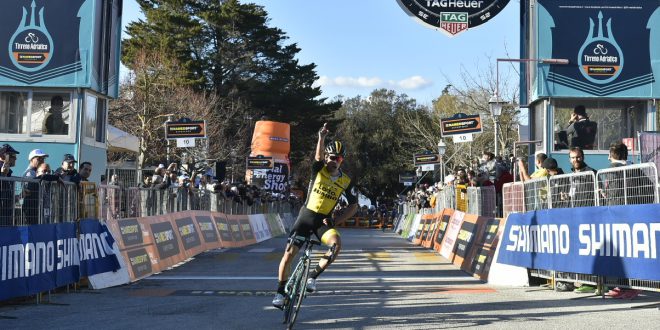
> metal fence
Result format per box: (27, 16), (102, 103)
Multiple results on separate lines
(502, 163), (660, 292)
(467, 186), (496, 217)
(548, 171), (597, 208)
(1, 176), (78, 226)
(502, 182), (525, 218)
(1, 176), (298, 226)
(596, 163), (658, 206)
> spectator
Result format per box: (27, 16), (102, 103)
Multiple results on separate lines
(79, 162), (93, 182)
(109, 173), (120, 186)
(152, 164), (166, 185)
(480, 151), (497, 179)
(23, 149), (49, 224)
(43, 96), (67, 135)
(139, 175), (153, 188)
(0, 144), (20, 225)
(565, 105), (597, 150)
(518, 153), (548, 182)
(36, 163), (62, 224)
(23, 149), (48, 178)
(569, 147), (596, 174)
(476, 171), (494, 187)
(55, 154), (81, 184)
(600, 142), (655, 206)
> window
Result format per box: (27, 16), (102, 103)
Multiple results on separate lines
(553, 99), (646, 151)
(0, 90), (71, 137)
(0, 91), (28, 134)
(85, 94), (97, 140)
(84, 93), (106, 143)
(32, 92), (71, 135)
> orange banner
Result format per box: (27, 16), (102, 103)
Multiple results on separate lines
(251, 120), (291, 155)
(431, 209), (454, 253)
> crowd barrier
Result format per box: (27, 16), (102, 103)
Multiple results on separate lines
(0, 176), (298, 301)
(500, 162), (660, 293)
(0, 177), (78, 226)
(397, 207), (505, 281)
(100, 211), (290, 284)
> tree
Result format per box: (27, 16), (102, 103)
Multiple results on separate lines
(122, 0), (341, 170)
(333, 89), (423, 202)
(109, 49), (250, 179)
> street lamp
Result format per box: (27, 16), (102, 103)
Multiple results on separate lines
(491, 57), (569, 157)
(437, 140), (446, 183)
(488, 95), (506, 157)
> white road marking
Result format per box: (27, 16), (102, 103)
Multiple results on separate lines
(145, 275), (481, 281)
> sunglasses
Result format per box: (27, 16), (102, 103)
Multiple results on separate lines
(327, 155), (343, 162)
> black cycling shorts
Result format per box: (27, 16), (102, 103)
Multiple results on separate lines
(288, 207), (338, 247)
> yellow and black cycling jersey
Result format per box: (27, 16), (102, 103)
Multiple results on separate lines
(304, 160), (357, 215)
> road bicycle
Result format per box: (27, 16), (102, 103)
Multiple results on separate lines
(282, 236), (322, 329)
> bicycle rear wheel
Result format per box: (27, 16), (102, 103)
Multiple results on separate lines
(288, 256), (311, 329)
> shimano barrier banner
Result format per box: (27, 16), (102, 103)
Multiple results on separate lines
(0, 220), (120, 301)
(534, 0), (660, 98)
(497, 204), (660, 281)
(78, 220), (120, 277)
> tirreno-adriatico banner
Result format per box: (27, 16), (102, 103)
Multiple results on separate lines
(497, 204), (660, 281)
(535, 0), (660, 98)
(0, 0), (121, 97)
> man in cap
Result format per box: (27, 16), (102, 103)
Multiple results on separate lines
(0, 144), (19, 178)
(24, 149), (49, 178)
(22, 149), (49, 224)
(0, 144), (20, 224)
(55, 154), (81, 184)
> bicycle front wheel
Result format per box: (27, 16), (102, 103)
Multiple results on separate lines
(288, 256), (311, 329)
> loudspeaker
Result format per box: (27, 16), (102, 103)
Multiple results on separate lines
(215, 161), (227, 182)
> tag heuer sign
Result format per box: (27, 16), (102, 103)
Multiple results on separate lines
(441, 113), (482, 136)
(414, 152), (441, 166)
(396, 0), (510, 37)
(247, 156), (274, 170)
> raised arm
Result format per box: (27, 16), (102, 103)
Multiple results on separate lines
(315, 123), (329, 161)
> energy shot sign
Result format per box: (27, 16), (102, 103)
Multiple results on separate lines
(175, 217), (201, 251)
(150, 221), (180, 260)
(264, 163), (289, 193)
(196, 215), (219, 243)
(396, 0), (510, 37)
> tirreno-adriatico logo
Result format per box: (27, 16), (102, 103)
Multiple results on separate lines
(578, 11), (623, 84)
(9, 0), (54, 72)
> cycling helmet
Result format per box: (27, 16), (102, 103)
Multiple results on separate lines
(325, 140), (346, 157)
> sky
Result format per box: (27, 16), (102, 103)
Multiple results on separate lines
(121, 0), (521, 106)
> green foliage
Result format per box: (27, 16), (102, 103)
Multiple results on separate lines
(122, 0), (340, 169)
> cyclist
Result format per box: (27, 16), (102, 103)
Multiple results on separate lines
(272, 123), (358, 309)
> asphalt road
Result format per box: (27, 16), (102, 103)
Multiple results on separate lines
(1, 229), (659, 329)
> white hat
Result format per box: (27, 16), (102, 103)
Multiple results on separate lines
(158, 164), (166, 169)
(28, 149), (48, 160)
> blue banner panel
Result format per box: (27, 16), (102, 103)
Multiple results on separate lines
(497, 204), (660, 280)
(78, 219), (120, 277)
(535, 0), (660, 98)
(0, 223), (79, 301)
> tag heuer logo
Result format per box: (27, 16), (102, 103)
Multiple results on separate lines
(440, 12), (469, 36)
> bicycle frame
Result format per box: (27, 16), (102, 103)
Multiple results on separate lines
(283, 236), (320, 329)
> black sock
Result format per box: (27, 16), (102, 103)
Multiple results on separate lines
(309, 265), (325, 279)
(277, 280), (286, 294)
